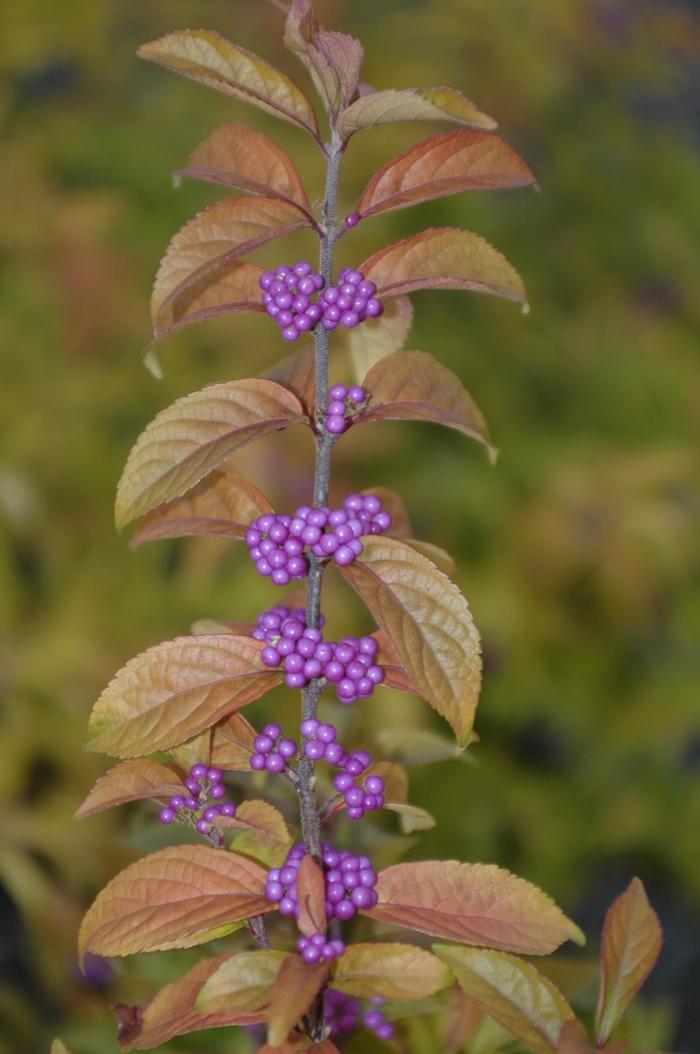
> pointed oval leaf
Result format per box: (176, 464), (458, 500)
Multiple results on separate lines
(332, 942), (451, 1001)
(595, 878), (663, 1045)
(75, 759), (186, 819)
(356, 130), (535, 220)
(196, 950), (289, 1014)
(79, 846), (272, 959)
(175, 123), (311, 210)
(224, 799), (293, 868)
(284, 0), (363, 116)
(361, 227), (527, 308)
(211, 712), (259, 770)
(267, 955), (329, 1048)
(117, 954), (266, 1052)
(138, 31), (319, 137)
(338, 295), (413, 379)
(131, 471), (273, 547)
(264, 344), (317, 416)
(386, 801), (436, 833)
(115, 379), (306, 529)
(151, 197), (310, 339)
(295, 856), (327, 937)
(86, 635), (282, 758)
(359, 350), (494, 456)
(434, 945), (575, 1054)
(365, 861), (585, 955)
(338, 536), (481, 744)
(152, 260), (265, 344)
(337, 86), (496, 140)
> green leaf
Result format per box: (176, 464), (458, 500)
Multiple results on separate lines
(336, 86), (496, 140)
(224, 799), (293, 868)
(332, 943), (451, 1001)
(384, 801), (436, 833)
(196, 950), (289, 1014)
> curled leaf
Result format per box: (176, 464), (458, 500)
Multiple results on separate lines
(332, 943), (451, 1001)
(267, 955), (329, 1048)
(75, 759), (185, 819)
(284, 0), (363, 116)
(295, 856), (328, 937)
(337, 86), (496, 140)
(224, 799), (293, 868)
(196, 950), (289, 1014)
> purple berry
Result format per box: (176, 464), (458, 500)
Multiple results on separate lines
(210, 783), (227, 800)
(190, 764), (207, 779)
(219, 802), (236, 817)
(196, 819), (211, 835)
(159, 807), (175, 824)
(345, 212), (360, 228)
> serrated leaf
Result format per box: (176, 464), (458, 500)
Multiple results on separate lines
(385, 801), (436, 833)
(338, 295), (413, 379)
(595, 878), (663, 1045)
(285, 0), (363, 116)
(210, 712), (259, 770)
(86, 635), (282, 758)
(175, 123), (311, 211)
(116, 954), (266, 1052)
(338, 536), (481, 744)
(295, 856), (327, 937)
(366, 861), (585, 954)
(224, 799), (293, 868)
(115, 379), (306, 529)
(337, 86), (496, 140)
(359, 350), (494, 456)
(264, 344), (316, 416)
(267, 955), (329, 1047)
(332, 942), (451, 1001)
(151, 198), (310, 340)
(130, 471), (273, 547)
(356, 130), (535, 220)
(138, 30), (319, 137)
(196, 950), (289, 1014)
(79, 846), (271, 959)
(434, 945), (575, 1054)
(361, 227), (527, 308)
(75, 759), (185, 819)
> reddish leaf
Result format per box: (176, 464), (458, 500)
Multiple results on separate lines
(264, 344), (317, 416)
(361, 227), (527, 308)
(372, 629), (420, 695)
(595, 878), (663, 1045)
(267, 955), (329, 1048)
(338, 295), (413, 379)
(196, 949), (289, 1014)
(356, 130), (536, 220)
(259, 1039), (340, 1054)
(336, 86), (496, 140)
(556, 1021), (598, 1054)
(175, 123), (311, 211)
(151, 261), (266, 345)
(115, 379), (306, 529)
(210, 712), (259, 770)
(444, 988), (482, 1051)
(74, 759), (185, 819)
(192, 618), (256, 636)
(284, 0), (363, 116)
(130, 472), (273, 547)
(295, 856), (327, 937)
(332, 943), (451, 1001)
(366, 861), (585, 954)
(79, 846), (272, 958)
(86, 635), (282, 758)
(138, 31), (319, 138)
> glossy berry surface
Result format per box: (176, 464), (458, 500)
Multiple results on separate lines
(260, 262), (324, 343)
(319, 267), (383, 331)
(249, 721), (298, 774)
(245, 513), (308, 586)
(296, 933), (345, 964)
(158, 763), (236, 836)
(265, 842), (379, 922)
(323, 384), (369, 436)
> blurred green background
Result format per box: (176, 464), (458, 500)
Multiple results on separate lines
(1, 1), (699, 1052)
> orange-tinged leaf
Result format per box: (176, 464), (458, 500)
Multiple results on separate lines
(50, 1043), (71, 1054)
(332, 942), (451, 1001)
(356, 130), (535, 220)
(79, 846), (272, 959)
(86, 635), (282, 758)
(434, 944), (575, 1054)
(75, 759), (185, 819)
(264, 344), (316, 416)
(116, 954), (266, 1052)
(267, 955), (329, 1047)
(595, 878), (663, 1045)
(115, 379), (306, 529)
(224, 799), (292, 868)
(359, 351), (494, 457)
(366, 861), (585, 954)
(295, 856), (327, 937)
(338, 295), (413, 379)
(138, 31), (319, 137)
(169, 728), (213, 772)
(175, 123), (311, 211)
(284, 0), (363, 116)
(363, 486), (413, 539)
(210, 712), (259, 770)
(130, 471), (273, 547)
(336, 86), (496, 139)
(338, 537), (481, 744)
(556, 1021), (598, 1054)
(195, 950), (289, 1014)
(151, 197), (310, 339)
(444, 988), (482, 1051)
(361, 227), (527, 308)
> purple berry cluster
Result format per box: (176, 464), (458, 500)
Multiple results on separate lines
(249, 722), (297, 773)
(158, 764), (235, 836)
(295, 933), (345, 965)
(301, 721), (385, 820)
(265, 843), (379, 921)
(325, 990), (395, 1043)
(318, 268), (383, 332)
(259, 261), (324, 343)
(324, 384), (368, 436)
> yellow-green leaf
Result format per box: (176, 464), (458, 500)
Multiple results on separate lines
(75, 759), (185, 819)
(385, 801), (436, 833)
(267, 955), (329, 1048)
(50, 1043), (71, 1054)
(332, 942), (451, 1001)
(196, 950), (289, 1014)
(225, 799), (293, 868)
(337, 86), (496, 140)
(338, 295), (413, 379)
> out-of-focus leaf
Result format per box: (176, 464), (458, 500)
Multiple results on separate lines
(152, 260), (265, 344)
(267, 955), (329, 1048)
(284, 0), (363, 116)
(258, 1039), (340, 1054)
(295, 856), (327, 937)
(336, 86), (496, 140)
(86, 635), (282, 758)
(376, 726), (474, 767)
(79, 846), (271, 958)
(138, 31), (319, 137)
(359, 350), (494, 457)
(332, 942), (451, 1001)
(556, 1021), (598, 1053)
(356, 130), (535, 220)
(338, 537), (482, 744)
(595, 878), (663, 1045)
(402, 539), (457, 578)
(363, 486), (413, 538)
(444, 988), (482, 1051)
(385, 801), (436, 832)
(196, 950), (288, 1014)
(74, 759), (185, 819)
(434, 944), (575, 1054)
(340, 295), (413, 378)
(130, 471), (272, 547)
(264, 344), (317, 415)
(210, 712), (259, 770)
(225, 799), (293, 868)
(50, 1043), (71, 1054)
(169, 729), (213, 772)
(192, 618), (256, 636)
(116, 954), (266, 1052)
(175, 123), (311, 211)
(361, 227), (527, 308)
(366, 861), (586, 954)
(115, 379), (306, 528)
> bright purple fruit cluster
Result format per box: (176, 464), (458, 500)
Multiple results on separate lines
(245, 514), (308, 585)
(318, 268), (383, 331)
(325, 384), (368, 436)
(259, 261), (324, 343)
(302, 721), (385, 820)
(325, 990), (395, 1043)
(159, 764), (235, 835)
(296, 933), (345, 965)
(249, 722), (297, 773)
(265, 843), (379, 921)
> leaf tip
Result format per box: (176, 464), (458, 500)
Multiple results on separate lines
(143, 345), (164, 379)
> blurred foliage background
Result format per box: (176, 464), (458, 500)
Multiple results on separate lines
(1, 1), (699, 1052)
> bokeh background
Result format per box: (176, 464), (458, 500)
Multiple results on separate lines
(1, 1), (699, 1052)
